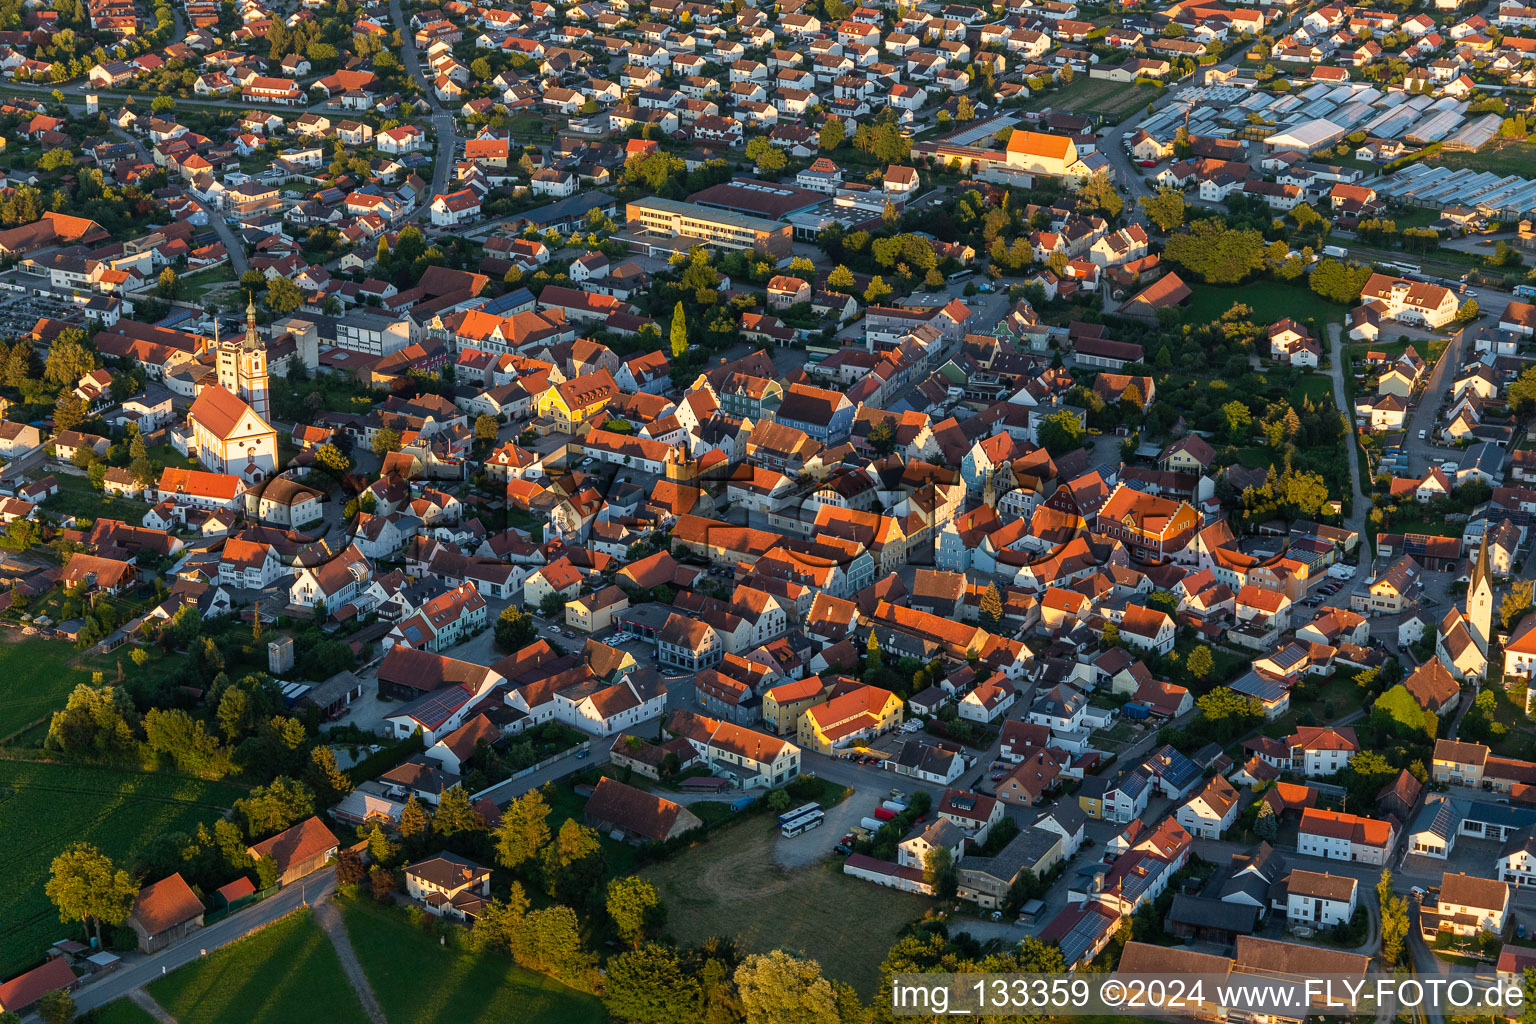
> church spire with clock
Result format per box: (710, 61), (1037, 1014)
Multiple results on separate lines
(215, 296), (271, 421)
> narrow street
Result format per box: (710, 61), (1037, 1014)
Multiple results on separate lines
(69, 869), (338, 1015)
(1325, 323), (1374, 577)
(388, 0), (459, 201)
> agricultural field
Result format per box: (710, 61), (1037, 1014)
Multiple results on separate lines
(0, 760), (248, 977)
(641, 816), (931, 997)
(1426, 139), (1536, 177)
(340, 898), (608, 1024)
(1022, 76), (1160, 120)
(149, 911), (370, 1024)
(0, 635), (96, 741)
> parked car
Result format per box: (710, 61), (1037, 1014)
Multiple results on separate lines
(833, 844), (852, 855)
(1418, 429), (1427, 440)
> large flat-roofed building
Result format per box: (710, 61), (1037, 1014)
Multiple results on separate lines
(624, 197), (793, 259)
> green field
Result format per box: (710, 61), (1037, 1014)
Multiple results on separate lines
(641, 816), (931, 997)
(0, 759), (248, 977)
(1183, 280), (1347, 328)
(1023, 76), (1160, 120)
(1427, 138), (1536, 177)
(150, 911), (370, 1024)
(44, 472), (158, 525)
(82, 998), (161, 1024)
(339, 898), (608, 1024)
(1290, 374), (1334, 405)
(0, 636), (96, 740)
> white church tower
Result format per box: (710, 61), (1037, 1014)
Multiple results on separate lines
(216, 298), (271, 421)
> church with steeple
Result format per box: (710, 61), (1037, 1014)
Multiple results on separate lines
(1436, 532), (1494, 683)
(182, 299), (278, 483)
(215, 298), (271, 420)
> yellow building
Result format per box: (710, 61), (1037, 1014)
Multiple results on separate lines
(1004, 130), (1081, 178)
(796, 684), (903, 754)
(524, 557), (583, 610)
(534, 369), (620, 432)
(565, 585), (629, 633)
(762, 678), (827, 736)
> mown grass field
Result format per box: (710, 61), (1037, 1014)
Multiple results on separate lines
(1183, 280), (1347, 328)
(0, 759), (248, 977)
(340, 898), (608, 1024)
(1023, 76), (1160, 120)
(0, 635), (96, 741)
(82, 998), (161, 1024)
(640, 816), (931, 998)
(149, 911), (370, 1024)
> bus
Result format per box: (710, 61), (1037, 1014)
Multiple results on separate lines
(780, 809), (825, 838)
(777, 802), (820, 828)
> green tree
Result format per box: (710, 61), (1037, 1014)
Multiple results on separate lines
(540, 817), (603, 901)
(605, 944), (702, 1024)
(1378, 868), (1409, 967)
(513, 905), (595, 985)
(45, 844), (137, 946)
(36, 990), (74, 1024)
(475, 414), (499, 441)
(820, 117), (845, 151)
(494, 605), (538, 653)
(233, 777), (315, 838)
(313, 443), (350, 474)
(827, 265), (855, 292)
(1458, 298), (1480, 323)
(306, 744), (353, 804)
(433, 784), (484, 837)
(265, 276), (304, 314)
(670, 301), (688, 359)
(369, 427), (401, 457)
(1254, 798), (1278, 839)
(1138, 187), (1187, 232)
(1187, 645), (1214, 680)
(1222, 400), (1252, 442)
(978, 583), (1003, 627)
(1504, 581), (1534, 630)
(1036, 411), (1083, 456)
(52, 390), (86, 432)
(399, 796), (430, 843)
(1372, 684), (1435, 740)
(606, 876), (662, 947)
(863, 276), (892, 304)
(157, 266), (179, 299)
(923, 846), (958, 899)
(1079, 171), (1123, 217)
(494, 788), (551, 870)
(735, 951), (840, 1024)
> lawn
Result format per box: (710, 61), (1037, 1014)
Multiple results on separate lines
(83, 998), (161, 1024)
(641, 816), (932, 998)
(150, 911), (370, 1024)
(1022, 76), (1160, 121)
(0, 759), (248, 977)
(339, 898), (607, 1024)
(1183, 280), (1347, 328)
(0, 635), (95, 740)
(43, 472), (157, 525)
(1290, 374), (1334, 405)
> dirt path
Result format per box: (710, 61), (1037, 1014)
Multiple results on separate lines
(313, 901), (388, 1024)
(129, 989), (180, 1024)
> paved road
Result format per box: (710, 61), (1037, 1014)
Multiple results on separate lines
(389, 0), (459, 200)
(71, 868), (337, 1015)
(1325, 323), (1375, 583)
